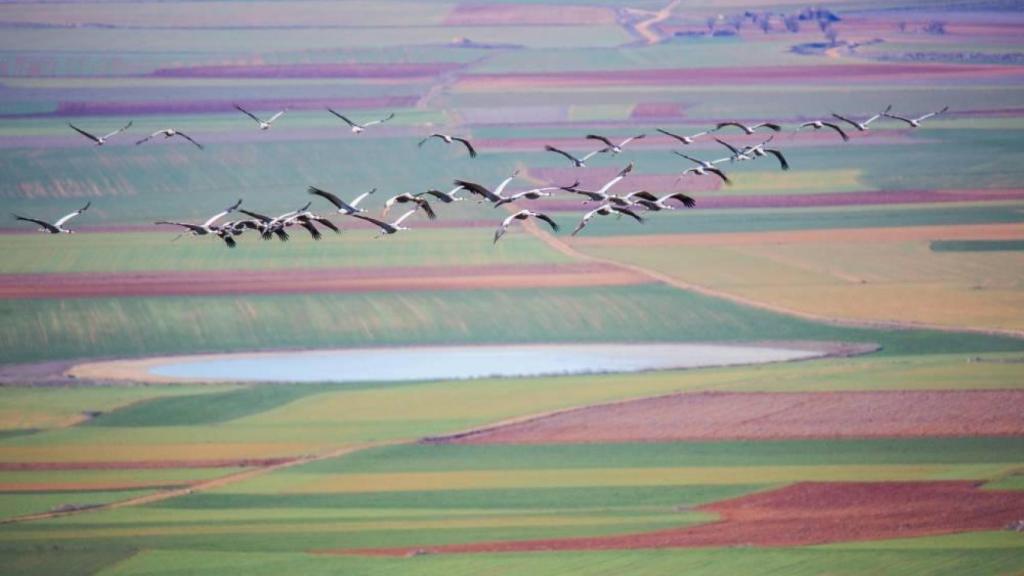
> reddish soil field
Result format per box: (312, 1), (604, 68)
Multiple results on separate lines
(444, 4), (614, 25)
(340, 481), (1024, 555)
(458, 63), (1024, 90)
(0, 458), (291, 471)
(0, 481), (185, 492)
(0, 263), (648, 300)
(430, 390), (1024, 444)
(153, 62), (460, 79)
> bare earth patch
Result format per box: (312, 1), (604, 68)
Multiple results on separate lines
(429, 389), (1024, 444)
(337, 481), (1024, 555)
(0, 263), (647, 300)
(0, 458), (290, 471)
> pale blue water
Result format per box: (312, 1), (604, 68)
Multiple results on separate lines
(148, 343), (822, 383)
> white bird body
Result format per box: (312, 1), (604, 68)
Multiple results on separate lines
(418, 186), (466, 204)
(493, 209), (559, 243)
(544, 144), (600, 168)
(12, 202), (92, 234)
(571, 204), (643, 236)
(156, 199), (243, 242)
(308, 186), (376, 215)
(492, 183), (566, 208)
(351, 209), (417, 237)
(884, 106), (948, 128)
(235, 104), (286, 130)
(561, 163), (633, 203)
(799, 120), (850, 141)
(383, 193), (436, 220)
(328, 109), (395, 134)
(656, 127), (713, 145)
(633, 192), (696, 211)
(136, 128), (203, 149)
(586, 133), (645, 154)
(832, 106), (891, 131)
(418, 133), (477, 158)
(68, 122), (133, 146)
(716, 121), (782, 135)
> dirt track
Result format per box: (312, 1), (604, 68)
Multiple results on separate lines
(0, 263), (647, 300)
(430, 390), (1024, 444)
(339, 481), (1024, 555)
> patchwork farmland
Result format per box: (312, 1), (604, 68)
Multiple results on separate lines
(1, 0), (1023, 575)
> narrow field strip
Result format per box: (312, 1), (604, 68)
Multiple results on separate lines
(0, 263), (646, 300)
(434, 390), (1024, 444)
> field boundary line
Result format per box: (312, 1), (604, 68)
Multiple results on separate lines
(0, 440), (405, 526)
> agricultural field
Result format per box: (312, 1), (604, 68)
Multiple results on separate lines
(1, 0), (1023, 574)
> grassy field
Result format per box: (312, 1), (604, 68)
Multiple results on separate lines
(2, 0), (1024, 573)
(576, 234), (1024, 331)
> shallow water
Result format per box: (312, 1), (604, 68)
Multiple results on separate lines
(147, 343), (824, 383)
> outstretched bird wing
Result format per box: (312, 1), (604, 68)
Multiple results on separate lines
(915, 106), (949, 122)
(234, 104), (263, 124)
(820, 122), (850, 141)
(13, 214), (60, 233)
(452, 137), (477, 158)
(707, 167), (732, 185)
(297, 220), (322, 241)
(544, 145), (582, 166)
(327, 108), (358, 128)
(656, 127), (691, 144)
(830, 112), (862, 131)
(238, 209), (273, 223)
(135, 131), (163, 146)
(349, 213), (392, 232)
(571, 208), (602, 237)
(714, 137), (743, 157)
(175, 131), (204, 149)
(266, 110), (286, 125)
(414, 198), (437, 220)
(611, 206), (644, 223)
(672, 150), (704, 166)
(532, 212), (559, 232)
(68, 123), (102, 144)
(765, 148), (790, 171)
(155, 221), (206, 234)
(307, 186), (348, 211)
(364, 112), (395, 127)
(101, 121), (133, 140)
(715, 121), (747, 132)
(54, 201), (91, 227)
(585, 134), (616, 149)
(453, 179), (501, 203)
(661, 192), (696, 208)
(882, 111), (917, 127)
(417, 134), (442, 147)
(618, 134), (645, 147)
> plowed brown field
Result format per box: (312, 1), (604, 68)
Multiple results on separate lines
(0, 263), (648, 299)
(340, 481), (1024, 555)
(431, 390), (1024, 444)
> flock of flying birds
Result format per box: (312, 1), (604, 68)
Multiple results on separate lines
(12, 103), (949, 244)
